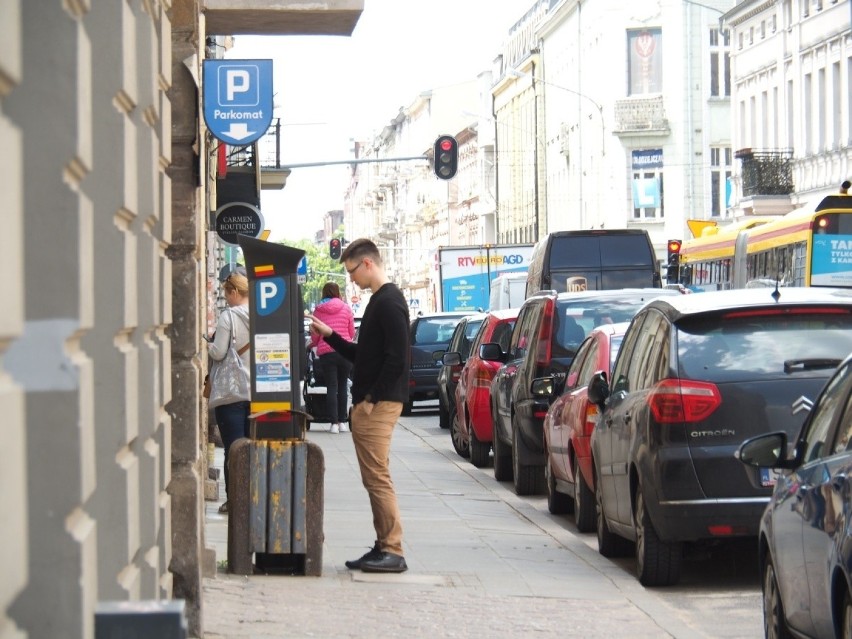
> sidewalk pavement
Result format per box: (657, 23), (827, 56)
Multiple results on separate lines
(200, 416), (757, 639)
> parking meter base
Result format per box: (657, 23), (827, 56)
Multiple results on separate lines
(226, 435), (325, 576)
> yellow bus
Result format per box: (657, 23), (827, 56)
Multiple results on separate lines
(679, 193), (852, 290)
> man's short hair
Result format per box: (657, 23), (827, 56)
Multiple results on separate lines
(340, 238), (382, 266)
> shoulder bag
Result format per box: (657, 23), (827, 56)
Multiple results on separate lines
(207, 309), (251, 408)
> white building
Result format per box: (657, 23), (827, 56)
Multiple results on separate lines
(495, 0), (735, 258)
(722, 0), (851, 214)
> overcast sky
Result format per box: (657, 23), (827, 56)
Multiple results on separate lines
(227, 0), (532, 242)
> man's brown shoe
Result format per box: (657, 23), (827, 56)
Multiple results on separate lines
(360, 552), (408, 573)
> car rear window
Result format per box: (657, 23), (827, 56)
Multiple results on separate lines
(550, 236), (653, 269)
(676, 309), (852, 383)
(553, 298), (654, 351)
(414, 318), (463, 344)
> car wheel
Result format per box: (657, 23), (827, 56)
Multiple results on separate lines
(634, 484), (682, 587)
(842, 591), (852, 639)
(451, 412), (469, 458)
(492, 410), (513, 482)
(573, 460), (595, 533)
(439, 403), (450, 429)
(511, 414), (544, 496)
(763, 554), (792, 639)
(595, 472), (631, 558)
(469, 423), (491, 468)
(545, 457), (572, 514)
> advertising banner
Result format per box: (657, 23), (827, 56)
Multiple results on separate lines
(438, 244), (534, 312)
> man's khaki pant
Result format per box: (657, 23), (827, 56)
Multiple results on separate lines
(351, 400), (404, 555)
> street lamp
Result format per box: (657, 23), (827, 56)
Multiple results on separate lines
(508, 68), (606, 156)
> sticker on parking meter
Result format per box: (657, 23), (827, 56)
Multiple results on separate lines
(254, 333), (291, 392)
(255, 277), (286, 316)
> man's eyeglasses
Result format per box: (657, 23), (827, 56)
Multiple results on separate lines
(346, 260), (365, 275)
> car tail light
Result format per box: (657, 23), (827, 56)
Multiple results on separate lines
(708, 525), (748, 536)
(537, 302), (554, 366)
(647, 379), (721, 423)
(473, 367), (494, 389)
(584, 401), (600, 435)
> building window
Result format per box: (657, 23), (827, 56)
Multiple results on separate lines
(803, 0), (810, 18)
(627, 29), (663, 95)
(631, 149), (664, 220)
(738, 32), (744, 50)
(760, 20), (766, 38)
(710, 147), (732, 217)
(710, 28), (731, 97)
(783, 0), (792, 27)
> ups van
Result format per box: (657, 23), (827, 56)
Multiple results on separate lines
(526, 229), (661, 296)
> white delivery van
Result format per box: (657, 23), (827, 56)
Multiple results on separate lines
(489, 272), (528, 310)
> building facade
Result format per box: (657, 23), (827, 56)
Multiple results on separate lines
(518, 0), (734, 260)
(722, 0), (851, 215)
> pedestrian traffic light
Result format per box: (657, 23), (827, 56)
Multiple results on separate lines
(433, 135), (458, 180)
(329, 238), (342, 260)
(666, 239), (682, 283)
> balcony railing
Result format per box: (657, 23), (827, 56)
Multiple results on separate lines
(221, 119), (284, 169)
(613, 96), (669, 134)
(735, 148), (794, 196)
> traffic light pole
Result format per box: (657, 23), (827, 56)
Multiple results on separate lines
(280, 155), (428, 169)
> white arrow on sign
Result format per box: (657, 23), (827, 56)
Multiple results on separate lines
(221, 123), (255, 141)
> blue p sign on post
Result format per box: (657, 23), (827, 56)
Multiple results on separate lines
(203, 59), (273, 145)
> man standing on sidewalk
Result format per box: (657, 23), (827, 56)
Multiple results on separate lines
(308, 238), (411, 573)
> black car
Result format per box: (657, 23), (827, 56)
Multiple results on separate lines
(437, 313), (486, 432)
(482, 288), (677, 496)
(405, 312), (467, 414)
(739, 353), (852, 639)
(589, 287), (852, 587)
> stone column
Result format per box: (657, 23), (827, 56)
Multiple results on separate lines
(166, 0), (207, 635)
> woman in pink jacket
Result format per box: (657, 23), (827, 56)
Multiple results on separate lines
(310, 282), (355, 433)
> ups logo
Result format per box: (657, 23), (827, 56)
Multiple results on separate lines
(566, 276), (588, 292)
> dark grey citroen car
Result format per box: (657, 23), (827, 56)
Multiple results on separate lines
(588, 287), (852, 586)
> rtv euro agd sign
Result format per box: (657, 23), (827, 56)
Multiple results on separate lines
(202, 59), (273, 145)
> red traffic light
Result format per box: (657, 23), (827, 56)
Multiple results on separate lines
(433, 135), (458, 180)
(667, 239), (682, 254)
(329, 238), (342, 259)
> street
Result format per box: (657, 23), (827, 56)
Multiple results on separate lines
(203, 402), (763, 638)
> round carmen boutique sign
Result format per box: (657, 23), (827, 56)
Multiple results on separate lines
(215, 202), (265, 246)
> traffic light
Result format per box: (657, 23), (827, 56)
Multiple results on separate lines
(433, 135), (458, 180)
(666, 239), (682, 283)
(329, 238), (342, 260)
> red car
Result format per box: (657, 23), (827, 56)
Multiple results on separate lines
(449, 309), (518, 467)
(539, 322), (628, 532)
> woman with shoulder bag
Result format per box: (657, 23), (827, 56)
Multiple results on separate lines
(208, 272), (251, 514)
(310, 282), (355, 434)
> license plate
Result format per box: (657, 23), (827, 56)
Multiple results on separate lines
(760, 467), (779, 487)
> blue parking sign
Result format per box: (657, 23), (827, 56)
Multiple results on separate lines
(203, 59), (273, 145)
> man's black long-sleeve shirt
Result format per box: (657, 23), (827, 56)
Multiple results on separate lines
(325, 282), (410, 405)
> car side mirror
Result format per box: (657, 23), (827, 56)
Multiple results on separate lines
(442, 351), (461, 366)
(531, 376), (555, 397)
(736, 432), (791, 468)
(479, 342), (504, 362)
(587, 371), (610, 406)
